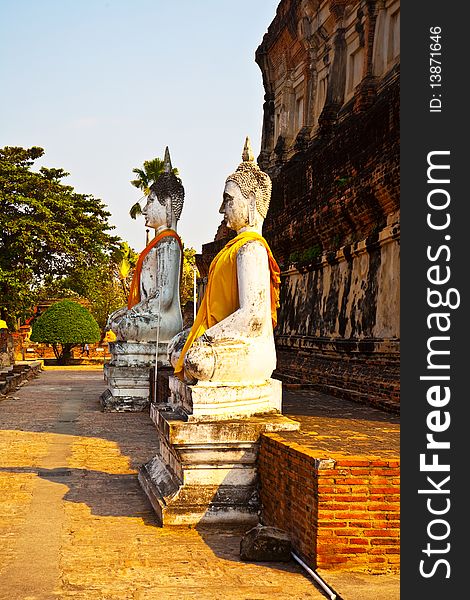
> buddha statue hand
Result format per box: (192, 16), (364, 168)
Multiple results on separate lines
(106, 305), (128, 332)
(168, 327), (191, 368)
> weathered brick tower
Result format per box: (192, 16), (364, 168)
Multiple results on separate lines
(198, 0), (400, 411)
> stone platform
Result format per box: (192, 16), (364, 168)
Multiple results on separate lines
(167, 376), (282, 420)
(139, 376), (299, 526)
(0, 360), (42, 396)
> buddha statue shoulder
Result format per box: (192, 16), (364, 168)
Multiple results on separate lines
(169, 138), (280, 384)
(107, 148), (184, 347)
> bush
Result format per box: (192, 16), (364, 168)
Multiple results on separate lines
(30, 300), (100, 364)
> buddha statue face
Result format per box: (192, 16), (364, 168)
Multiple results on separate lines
(142, 190), (169, 230)
(219, 180), (256, 232)
(220, 137), (272, 234)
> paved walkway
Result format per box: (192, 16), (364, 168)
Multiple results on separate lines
(0, 367), (399, 600)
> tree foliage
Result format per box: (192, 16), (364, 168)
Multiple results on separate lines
(129, 156), (179, 219)
(30, 300), (100, 364)
(0, 146), (120, 328)
(37, 241), (138, 340)
(110, 241), (138, 297)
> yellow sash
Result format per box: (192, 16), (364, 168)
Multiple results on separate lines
(127, 230), (183, 309)
(174, 231), (280, 380)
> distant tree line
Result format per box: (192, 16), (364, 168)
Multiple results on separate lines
(0, 146), (198, 340)
(0, 146), (135, 337)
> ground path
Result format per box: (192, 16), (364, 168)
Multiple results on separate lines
(0, 367), (332, 600)
(0, 367), (399, 600)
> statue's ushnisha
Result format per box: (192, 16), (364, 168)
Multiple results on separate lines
(170, 137), (280, 384)
(107, 147), (184, 350)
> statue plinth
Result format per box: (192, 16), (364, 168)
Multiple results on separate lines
(101, 340), (171, 412)
(168, 376), (282, 420)
(138, 375), (299, 525)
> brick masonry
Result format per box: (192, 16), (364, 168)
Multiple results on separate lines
(263, 69), (400, 412)
(258, 433), (400, 573)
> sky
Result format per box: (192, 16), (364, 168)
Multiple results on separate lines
(0, 0), (279, 254)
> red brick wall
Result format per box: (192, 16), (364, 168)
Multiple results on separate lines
(275, 346), (400, 413)
(258, 433), (400, 572)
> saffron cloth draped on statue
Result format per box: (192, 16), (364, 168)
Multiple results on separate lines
(174, 230), (280, 380)
(127, 230), (183, 309)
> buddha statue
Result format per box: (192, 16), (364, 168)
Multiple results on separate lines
(107, 147), (183, 357)
(170, 137), (280, 384)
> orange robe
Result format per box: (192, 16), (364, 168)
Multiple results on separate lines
(127, 230), (183, 309)
(174, 230), (280, 380)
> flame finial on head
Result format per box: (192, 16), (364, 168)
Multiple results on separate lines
(242, 136), (255, 162)
(163, 146), (173, 174)
(151, 146), (184, 222)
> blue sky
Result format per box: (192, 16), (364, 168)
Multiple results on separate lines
(0, 0), (279, 253)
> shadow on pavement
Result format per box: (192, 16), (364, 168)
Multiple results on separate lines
(0, 465), (158, 525)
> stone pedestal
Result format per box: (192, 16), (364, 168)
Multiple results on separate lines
(138, 375), (300, 526)
(101, 340), (169, 412)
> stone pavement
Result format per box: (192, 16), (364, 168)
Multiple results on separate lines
(282, 386), (399, 460)
(0, 367), (399, 600)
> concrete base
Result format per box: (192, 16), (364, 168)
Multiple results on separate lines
(139, 376), (300, 526)
(101, 340), (170, 412)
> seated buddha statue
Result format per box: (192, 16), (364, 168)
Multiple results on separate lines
(170, 138), (280, 384)
(107, 148), (184, 350)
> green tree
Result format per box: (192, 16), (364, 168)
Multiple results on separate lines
(110, 241), (138, 297)
(0, 146), (119, 328)
(129, 156), (179, 219)
(30, 300), (100, 364)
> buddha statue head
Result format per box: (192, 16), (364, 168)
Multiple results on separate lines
(220, 137), (272, 234)
(143, 147), (184, 231)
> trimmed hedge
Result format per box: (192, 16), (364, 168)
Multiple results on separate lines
(30, 300), (100, 362)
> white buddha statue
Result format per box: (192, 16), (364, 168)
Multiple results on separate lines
(170, 138), (280, 384)
(107, 148), (183, 353)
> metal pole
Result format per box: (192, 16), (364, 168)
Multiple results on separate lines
(291, 553), (337, 600)
(154, 288), (162, 404)
(193, 265), (197, 321)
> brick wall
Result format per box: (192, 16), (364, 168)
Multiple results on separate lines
(262, 69), (399, 266)
(275, 344), (400, 413)
(258, 433), (400, 572)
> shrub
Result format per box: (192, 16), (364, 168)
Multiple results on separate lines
(30, 300), (100, 364)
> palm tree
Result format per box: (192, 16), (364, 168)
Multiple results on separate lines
(129, 156), (179, 219)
